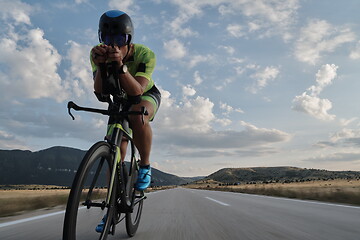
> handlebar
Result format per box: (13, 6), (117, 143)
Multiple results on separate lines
(73, 47), (149, 124)
(67, 101), (149, 124)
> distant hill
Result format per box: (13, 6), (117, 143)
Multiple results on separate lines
(0, 147), (196, 187)
(4, 147), (358, 187)
(205, 167), (360, 184)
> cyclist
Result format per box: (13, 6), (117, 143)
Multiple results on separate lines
(90, 10), (161, 232)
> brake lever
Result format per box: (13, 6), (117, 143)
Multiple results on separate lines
(67, 101), (76, 120)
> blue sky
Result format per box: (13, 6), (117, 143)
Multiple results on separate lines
(1, 0), (360, 177)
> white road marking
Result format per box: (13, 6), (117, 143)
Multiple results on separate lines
(237, 192), (360, 209)
(0, 206), (89, 228)
(0, 210), (66, 228)
(196, 189), (360, 210)
(0, 191), (154, 229)
(205, 197), (230, 206)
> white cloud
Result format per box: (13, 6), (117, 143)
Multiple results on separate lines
(292, 64), (338, 121)
(168, 0), (299, 40)
(0, 28), (66, 102)
(295, 19), (356, 65)
(75, 0), (88, 4)
(339, 118), (358, 127)
(214, 118), (232, 127)
(239, 121), (291, 144)
(229, 57), (245, 65)
(0, 129), (29, 150)
(234, 0), (299, 24)
(220, 102), (244, 116)
(214, 78), (234, 91)
(140, 15), (158, 25)
(165, 0), (216, 37)
(330, 128), (360, 143)
(193, 71), (203, 85)
(155, 88), (215, 134)
(163, 39), (186, 59)
(248, 21), (261, 32)
(0, 1), (106, 150)
(248, 66), (280, 93)
(227, 24), (245, 38)
(108, 0), (139, 15)
(0, 0), (34, 25)
(189, 54), (211, 68)
(308, 63), (338, 96)
(65, 40), (94, 99)
(182, 84), (196, 97)
(153, 87), (290, 151)
(218, 45), (235, 55)
(303, 152), (360, 163)
(315, 127), (360, 150)
(219, 0), (300, 40)
(292, 93), (335, 121)
(349, 40), (360, 60)
(166, 12), (198, 38)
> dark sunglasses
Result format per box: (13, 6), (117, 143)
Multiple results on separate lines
(100, 33), (128, 46)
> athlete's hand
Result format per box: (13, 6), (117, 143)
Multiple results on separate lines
(107, 46), (124, 66)
(91, 45), (108, 66)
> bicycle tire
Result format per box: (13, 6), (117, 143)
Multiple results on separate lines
(124, 143), (144, 237)
(63, 141), (117, 240)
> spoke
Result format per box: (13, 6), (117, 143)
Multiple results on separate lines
(86, 158), (105, 201)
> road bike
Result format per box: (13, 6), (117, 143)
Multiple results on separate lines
(63, 63), (148, 239)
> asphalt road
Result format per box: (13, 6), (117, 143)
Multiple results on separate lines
(1, 187), (360, 240)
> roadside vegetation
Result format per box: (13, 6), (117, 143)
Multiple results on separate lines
(185, 179), (360, 206)
(0, 186), (70, 217)
(0, 185), (174, 217)
(1, 178), (359, 218)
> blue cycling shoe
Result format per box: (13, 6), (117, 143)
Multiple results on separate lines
(136, 166), (151, 191)
(95, 214), (107, 233)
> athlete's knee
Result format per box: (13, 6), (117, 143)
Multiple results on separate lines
(129, 111), (150, 128)
(130, 103), (154, 126)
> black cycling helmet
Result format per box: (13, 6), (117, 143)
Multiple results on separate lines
(98, 10), (133, 46)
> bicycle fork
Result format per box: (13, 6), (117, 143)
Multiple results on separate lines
(106, 145), (121, 206)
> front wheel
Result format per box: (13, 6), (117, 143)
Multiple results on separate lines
(124, 144), (144, 237)
(63, 141), (117, 240)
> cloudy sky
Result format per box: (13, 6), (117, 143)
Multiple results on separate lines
(1, 0), (360, 177)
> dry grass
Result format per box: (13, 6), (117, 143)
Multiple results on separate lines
(146, 185), (176, 192)
(0, 185), (175, 218)
(0, 189), (70, 217)
(4, 180), (357, 218)
(186, 179), (360, 206)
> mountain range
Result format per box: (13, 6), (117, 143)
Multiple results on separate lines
(1, 147), (360, 187)
(0, 146), (200, 187)
(205, 167), (360, 184)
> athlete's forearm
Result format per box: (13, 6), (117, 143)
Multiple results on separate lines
(119, 71), (146, 96)
(94, 70), (103, 93)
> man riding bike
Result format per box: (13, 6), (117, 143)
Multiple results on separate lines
(90, 10), (161, 233)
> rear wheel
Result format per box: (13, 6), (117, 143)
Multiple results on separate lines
(63, 141), (117, 240)
(125, 189), (144, 237)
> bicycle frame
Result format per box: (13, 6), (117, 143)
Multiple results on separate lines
(67, 99), (148, 211)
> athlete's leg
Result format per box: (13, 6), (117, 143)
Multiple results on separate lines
(128, 99), (154, 166)
(120, 138), (128, 162)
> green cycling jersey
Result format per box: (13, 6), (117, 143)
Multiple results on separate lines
(90, 43), (156, 93)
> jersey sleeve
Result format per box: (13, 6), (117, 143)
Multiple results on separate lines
(134, 49), (156, 83)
